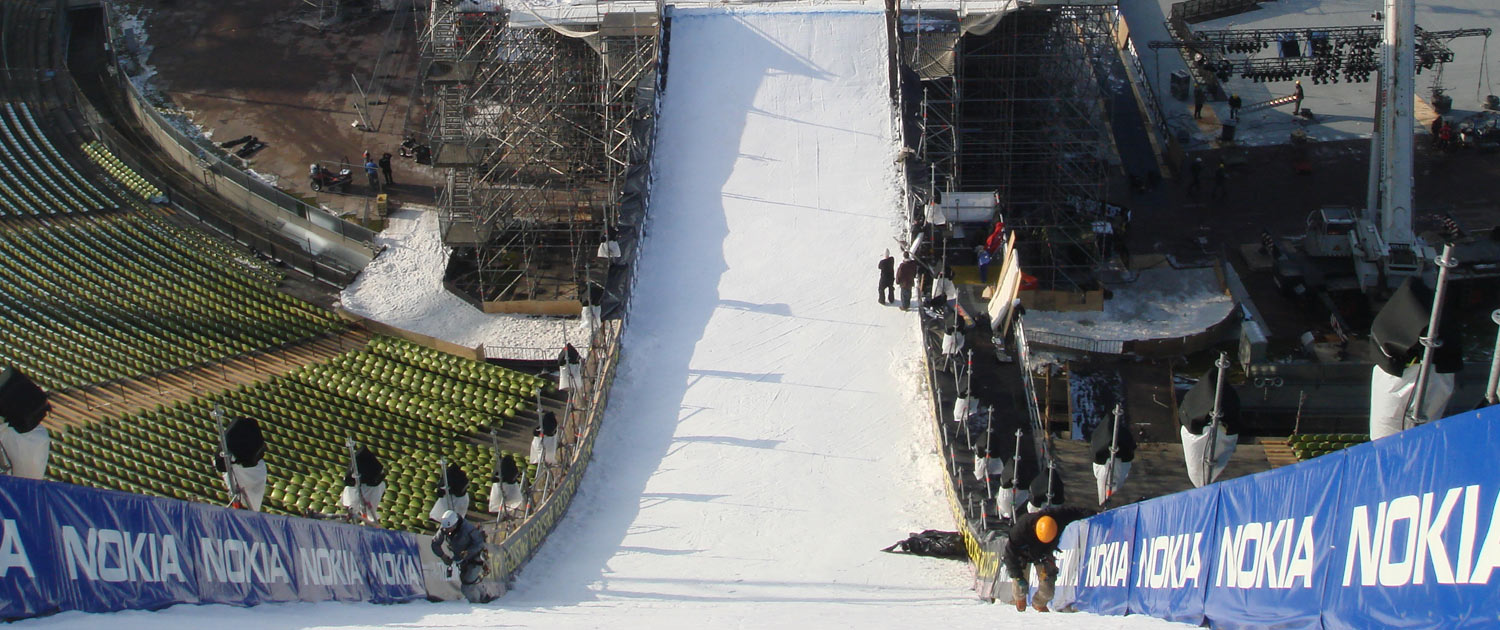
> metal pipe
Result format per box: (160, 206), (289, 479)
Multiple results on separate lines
(1486, 309), (1500, 405)
(1205, 352), (1230, 486)
(1410, 244), (1457, 426)
(1103, 403), (1122, 504)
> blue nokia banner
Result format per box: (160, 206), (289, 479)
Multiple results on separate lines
(1056, 406), (1500, 629)
(0, 476), (425, 620)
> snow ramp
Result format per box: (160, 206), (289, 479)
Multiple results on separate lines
(486, 8), (1187, 626)
(18, 10), (1195, 629)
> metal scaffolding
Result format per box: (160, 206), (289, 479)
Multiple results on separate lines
(418, 3), (657, 308)
(903, 4), (1114, 292)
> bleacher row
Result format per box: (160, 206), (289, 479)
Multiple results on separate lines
(82, 140), (161, 201)
(1288, 433), (1369, 461)
(0, 102), (118, 217)
(0, 212), (346, 391)
(49, 337), (547, 532)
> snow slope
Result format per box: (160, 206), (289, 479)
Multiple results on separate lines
(21, 9), (1193, 628)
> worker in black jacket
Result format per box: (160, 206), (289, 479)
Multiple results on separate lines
(1004, 506), (1095, 612)
(877, 250), (895, 304)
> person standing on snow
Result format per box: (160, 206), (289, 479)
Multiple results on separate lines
(877, 250), (896, 304)
(895, 252), (919, 311)
(432, 510), (488, 585)
(1004, 506), (1095, 613)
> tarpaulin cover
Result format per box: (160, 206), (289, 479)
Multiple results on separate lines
(0, 475), (425, 620)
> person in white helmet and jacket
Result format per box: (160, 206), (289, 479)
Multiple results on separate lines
(432, 510), (488, 585)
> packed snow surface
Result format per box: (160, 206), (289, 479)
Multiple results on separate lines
(1024, 267), (1234, 342)
(22, 8), (1195, 629)
(338, 208), (591, 358)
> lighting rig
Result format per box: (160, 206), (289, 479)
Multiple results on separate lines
(1151, 26), (1489, 86)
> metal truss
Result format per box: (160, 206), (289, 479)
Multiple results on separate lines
(902, 5), (1114, 292)
(418, 3), (657, 305)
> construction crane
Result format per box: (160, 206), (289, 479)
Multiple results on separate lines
(1352, 0), (1424, 294)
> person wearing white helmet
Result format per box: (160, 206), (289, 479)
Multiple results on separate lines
(431, 509), (488, 585)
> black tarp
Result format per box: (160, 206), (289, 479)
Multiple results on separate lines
(499, 454), (521, 484)
(436, 463), (469, 497)
(1090, 411), (1137, 464)
(1178, 369), (1242, 436)
(1370, 277), (1462, 377)
(351, 446), (384, 486)
(0, 366), (48, 433)
(538, 410), (558, 438)
(1029, 465), (1065, 506)
(224, 417), (265, 467)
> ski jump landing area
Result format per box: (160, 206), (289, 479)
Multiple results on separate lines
(27, 8), (1193, 628)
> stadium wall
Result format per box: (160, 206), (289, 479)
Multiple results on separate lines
(1052, 405), (1500, 629)
(0, 475), (427, 621)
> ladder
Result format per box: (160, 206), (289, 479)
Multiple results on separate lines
(1241, 93), (1299, 114)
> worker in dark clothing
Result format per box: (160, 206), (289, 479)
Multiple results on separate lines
(379, 152), (394, 185)
(432, 510), (488, 585)
(1228, 94), (1243, 121)
(1004, 506), (1095, 613)
(877, 250), (895, 305)
(1212, 161), (1228, 200)
(1187, 157), (1203, 195)
(895, 252), (919, 312)
(1292, 81), (1304, 115)
(1193, 84), (1206, 120)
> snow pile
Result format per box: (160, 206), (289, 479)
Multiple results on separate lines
(338, 208), (591, 356)
(1024, 267), (1234, 342)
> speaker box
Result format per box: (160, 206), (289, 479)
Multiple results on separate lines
(0, 367), (48, 434)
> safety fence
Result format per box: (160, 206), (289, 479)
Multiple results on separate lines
(1052, 405), (1500, 629)
(0, 475), (425, 620)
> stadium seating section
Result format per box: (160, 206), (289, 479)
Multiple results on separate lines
(1287, 433), (1368, 461)
(82, 140), (162, 202)
(0, 211), (346, 391)
(0, 7), (548, 535)
(0, 103), (119, 216)
(49, 337), (548, 532)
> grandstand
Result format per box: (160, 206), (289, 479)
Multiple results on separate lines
(0, 0), (578, 545)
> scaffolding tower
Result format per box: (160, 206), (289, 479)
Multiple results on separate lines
(903, 4), (1115, 293)
(419, 2), (657, 311)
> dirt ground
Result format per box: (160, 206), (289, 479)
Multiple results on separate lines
(122, 0), (443, 220)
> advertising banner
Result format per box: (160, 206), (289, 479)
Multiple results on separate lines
(1127, 484), (1218, 625)
(0, 475), (426, 620)
(1051, 516), (1089, 611)
(1322, 412), (1500, 629)
(0, 476), (63, 619)
(47, 487), (199, 613)
(1203, 450), (1344, 630)
(1068, 503), (1136, 615)
(1060, 407), (1499, 629)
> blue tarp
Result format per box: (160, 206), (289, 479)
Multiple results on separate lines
(1057, 406), (1500, 629)
(0, 476), (425, 620)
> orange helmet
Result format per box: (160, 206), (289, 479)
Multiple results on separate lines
(1035, 515), (1059, 544)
